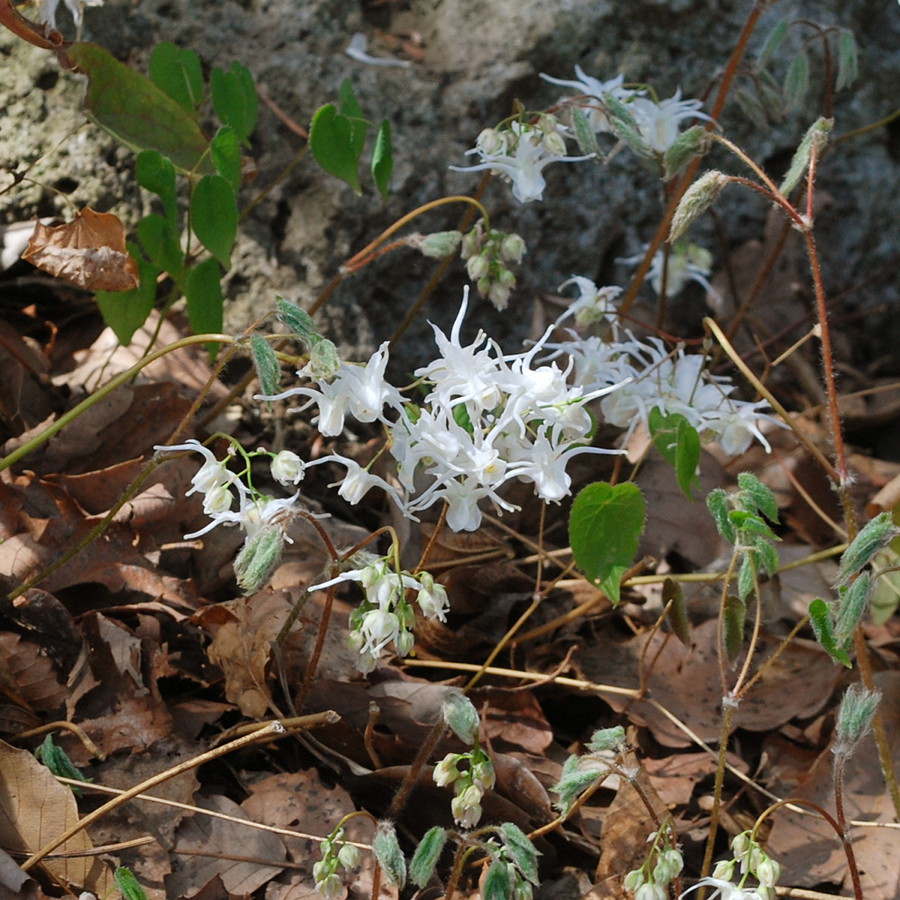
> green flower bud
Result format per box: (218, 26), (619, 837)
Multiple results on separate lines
(418, 230), (463, 259)
(234, 525), (285, 594)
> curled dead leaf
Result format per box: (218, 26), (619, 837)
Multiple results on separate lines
(23, 208), (139, 292)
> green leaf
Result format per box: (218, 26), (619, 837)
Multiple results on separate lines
(211, 62), (258, 146)
(756, 19), (789, 70)
(663, 578), (691, 647)
(191, 174), (237, 268)
(836, 29), (859, 92)
(649, 409), (700, 499)
(836, 512), (899, 587)
(114, 867), (150, 900)
(338, 79), (369, 156)
(137, 214), (185, 278)
(834, 573), (871, 645)
(149, 41), (203, 113)
(706, 488), (734, 543)
(211, 126), (243, 193)
(409, 827), (448, 888)
(135, 150), (178, 224)
(372, 119), (393, 201)
(571, 107), (601, 159)
(482, 859), (512, 900)
(184, 258), (224, 346)
(499, 824), (539, 886)
(373, 822), (406, 888)
(250, 334), (280, 398)
(96, 245), (159, 344)
(737, 471), (779, 522)
(737, 555), (756, 600)
(66, 43), (213, 175)
(569, 482), (646, 606)
(36, 735), (91, 793)
(309, 104), (363, 193)
(784, 50), (810, 110)
(663, 124), (711, 181)
(723, 594), (746, 663)
(809, 597), (852, 667)
(779, 117), (832, 197)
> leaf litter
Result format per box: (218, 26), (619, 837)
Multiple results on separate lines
(1, 251), (899, 900)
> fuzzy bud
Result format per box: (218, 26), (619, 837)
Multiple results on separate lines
(669, 170), (729, 242)
(418, 230), (463, 258)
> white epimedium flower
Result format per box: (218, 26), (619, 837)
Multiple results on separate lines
(259, 341), (402, 437)
(554, 276), (623, 328)
(629, 88), (713, 154)
(450, 121), (594, 203)
(540, 68), (638, 133)
(158, 439), (237, 498)
(620, 242), (717, 300)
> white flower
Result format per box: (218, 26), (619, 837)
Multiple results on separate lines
(540, 68), (637, 133)
(433, 754), (461, 787)
(416, 572), (449, 621)
(259, 342), (402, 437)
(555, 276), (623, 328)
(271, 450), (305, 486)
(629, 89), (713, 154)
(450, 122), (593, 203)
(450, 784), (485, 829)
(680, 877), (766, 900)
(619, 242), (716, 300)
(319, 455), (404, 507)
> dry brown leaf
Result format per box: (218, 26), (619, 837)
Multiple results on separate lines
(581, 620), (840, 747)
(22, 208), (139, 292)
(0, 633), (68, 714)
(166, 794), (286, 899)
(0, 741), (113, 895)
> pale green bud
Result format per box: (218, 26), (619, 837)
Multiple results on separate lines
(833, 682), (881, 760)
(542, 130), (568, 157)
(466, 253), (491, 281)
(373, 822), (406, 888)
(476, 128), (506, 156)
(337, 843), (360, 870)
(418, 230), (463, 259)
(634, 883), (666, 900)
(623, 869), (645, 892)
(669, 170), (729, 242)
(307, 338), (339, 379)
(499, 232), (526, 263)
(755, 857), (781, 888)
(711, 859), (735, 881)
(442, 691), (480, 744)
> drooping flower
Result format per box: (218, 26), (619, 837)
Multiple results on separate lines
(450, 121), (593, 203)
(629, 89), (713, 154)
(540, 68), (638, 133)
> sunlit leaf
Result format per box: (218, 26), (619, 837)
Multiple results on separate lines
(191, 174), (237, 268)
(66, 43), (213, 174)
(569, 482), (646, 606)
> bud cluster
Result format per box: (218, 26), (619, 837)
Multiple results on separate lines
(313, 826), (361, 900)
(433, 747), (496, 829)
(623, 840), (684, 900)
(461, 220), (526, 311)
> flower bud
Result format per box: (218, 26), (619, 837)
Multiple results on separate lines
(418, 230), (463, 259)
(755, 857), (781, 888)
(476, 128), (506, 156)
(499, 232), (526, 263)
(466, 253), (491, 281)
(234, 525), (285, 594)
(271, 450), (305, 486)
(337, 843), (361, 870)
(542, 130), (568, 157)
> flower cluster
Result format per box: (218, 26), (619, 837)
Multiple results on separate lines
(313, 826), (361, 900)
(265, 291), (621, 533)
(624, 840), (684, 900)
(461, 220), (526, 311)
(433, 747), (496, 829)
(682, 832), (781, 900)
(543, 278), (781, 456)
(154, 440), (320, 593)
(541, 66), (713, 156)
(450, 117), (593, 203)
(309, 552), (448, 673)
